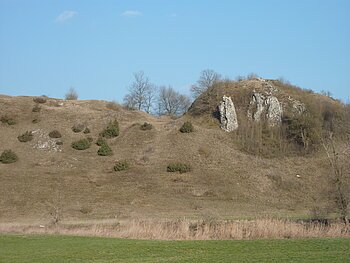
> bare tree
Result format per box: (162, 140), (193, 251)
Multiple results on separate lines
(190, 69), (221, 99)
(158, 86), (191, 116)
(123, 71), (155, 113)
(144, 84), (157, 114)
(321, 133), (350, 224)
(123, 94), (137, 110)
(65, 87), (78, 100)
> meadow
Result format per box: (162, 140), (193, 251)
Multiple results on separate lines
(1, 235), (349, 263)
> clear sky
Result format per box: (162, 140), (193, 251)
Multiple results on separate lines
(0, 0), (349, 102)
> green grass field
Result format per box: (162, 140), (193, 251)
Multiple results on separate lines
(1, 235), (349, 263)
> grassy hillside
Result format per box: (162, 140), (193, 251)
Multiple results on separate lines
(0, 84), (349, 226)
(1, 235), (349, 263)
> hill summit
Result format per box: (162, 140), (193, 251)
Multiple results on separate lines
(189, 78), (349, 157)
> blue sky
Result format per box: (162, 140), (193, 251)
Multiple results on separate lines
(0, 0), (349, 102)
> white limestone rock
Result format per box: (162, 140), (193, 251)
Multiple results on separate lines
(219, 96), (238, 132)
(265, 96), (282, 126)
(248, 93), (282, 126)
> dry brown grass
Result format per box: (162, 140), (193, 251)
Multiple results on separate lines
(0, 94), (348, 225)
(0, 218), (348, 240)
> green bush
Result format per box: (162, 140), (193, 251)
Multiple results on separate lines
(113, 160), (129, 172)
(96, 137), (106, 146)
(17, 131), (33, 142)
(49, 130), (62, 138)
(100, 120), (119, 138)
(140, 122), (153, 131)
(167, 163), (191, 173)
(72, 123), (85, 133)
(33, 97), (47, 104)
(71, 138), (91, 150)
(83, 127), (90, 134)
(0, 150), (18, 164)
(1, 116), (16, 125)
(97, 142), (113, 156)
(32, 104), (41, 112)
(180, 121), (194, 133)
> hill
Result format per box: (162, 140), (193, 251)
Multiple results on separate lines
(0, 79), (349, 226)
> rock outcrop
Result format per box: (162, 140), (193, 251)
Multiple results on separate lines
(248, 92), (282, 126)
(265, 96), (283, 126)
(219, 96), (238, 132)
(250, 92), (265, 122)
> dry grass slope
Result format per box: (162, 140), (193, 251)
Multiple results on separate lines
(0, 90), (349, 235)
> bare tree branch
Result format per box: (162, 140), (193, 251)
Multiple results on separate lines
(123, 71), (156, 113)
(190, 69), (221, 99)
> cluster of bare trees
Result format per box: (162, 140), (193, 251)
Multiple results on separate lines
(123, 71), (191, 116)
(123, 69), (223, 116)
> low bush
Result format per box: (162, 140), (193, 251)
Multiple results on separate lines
(17, 131), (33, 142)
(49, 130), (62, 138)
(1, 116), (16, 125)
(32, 104), (41, 112)
(140, 122), (153, 131)
(98, 142), (113, 156)
(71, 138), (91, 150)
(33, 97), (47, 104)
(167, 163), (191, 173)
(96, 137), (107, 146)
(0, 150), (18, 164)
(180, 121), (194, 133)
(32, 118), (40, 124)
(56, 141), (63, 145)
(72, 123), (85, 133)
(86, 137), (94, 143)
(100, 120), (119, 138)
(83, 127), (90, 134)
(113, 160), (129, 172)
